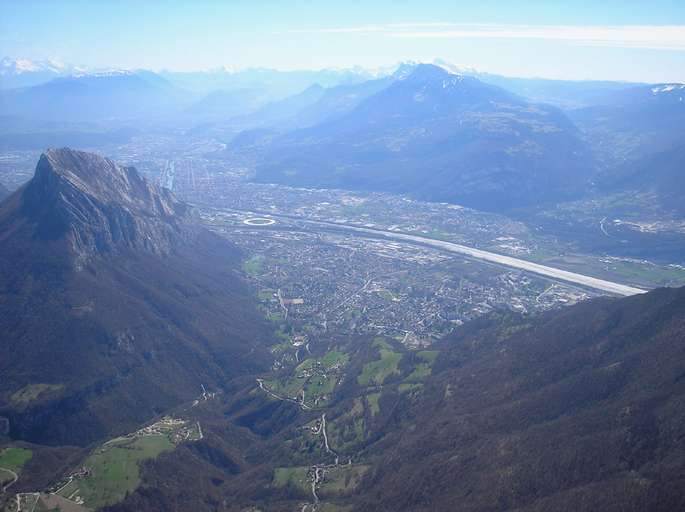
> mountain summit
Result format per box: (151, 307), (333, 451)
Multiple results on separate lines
(32, 148), (179, 212)
(254, 64), (594, 211)
(0, 149), (272, 446)
(19, 148), (188, 265)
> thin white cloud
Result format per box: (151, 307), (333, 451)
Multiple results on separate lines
(289, 23), (685, 51)
(287, 25), (389, 34)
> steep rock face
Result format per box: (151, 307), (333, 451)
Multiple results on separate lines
(0, 149), (272, 446)
(21, 149), (189, 266)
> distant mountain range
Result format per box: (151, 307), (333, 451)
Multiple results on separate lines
(572, 82), (685, 162)
(0, 70), (191, 125)
(160, 65), (376, 98)
(0, 149), (273, 446)
(253, 64), (595, 211)
(225, 74), (396, 138)
(0, 57), (86, 89)
(238, 63), (682, 216)
(0, 58), (378, 133)
(1, 58), (683, 216)
(1, 56), (640, 106)
(570, 82), (685, 214)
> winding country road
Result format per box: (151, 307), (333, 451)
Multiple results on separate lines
(0, 467), (18, 494)
(256, 385), (346, 511)
(256, 378), (311, 410)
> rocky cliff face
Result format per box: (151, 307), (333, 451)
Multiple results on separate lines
(21, 148), (190, 266)
(0, 148), (273, 446)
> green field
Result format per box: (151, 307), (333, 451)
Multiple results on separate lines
(258, 288), (275, 301)
(242, 255), (265, 276)
(414, 228), (453, 242)
(267, 311), (285, 322)
(398, 382), (423, 393)
(328, 418), (365, 453)
(275, 326), (290, 341)
(317, 504), (353, 512)
(271, 340), (294, 355)
(265, 350), (349, 406)
(272, 466), (310, 492)
(321, 350), (349, 368)
(406, 363), (431, 382)
(366, 393), (381, 416)
(320, 464), (370, 495)
(0, 446), (33, 473)
(11, 383), (64, 405)
(417, 350), (439, 364)
(405, 350), (440, 382)
(272, 464), (369, 495)
(328, 399), (366, 452)
(288, 418), (330, 458)
(608, 261), (685, 287)
(316, 503), (354, 512)
(58, 435), (174, 509)
(357, 339), (402, 386)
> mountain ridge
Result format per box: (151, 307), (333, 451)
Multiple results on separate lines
(253, 64), (595, 212)
(96, 284), (685, 512)
(0, 71), (191, 124)
(0, 149), (273, 446)
(12, 148), (190, 267)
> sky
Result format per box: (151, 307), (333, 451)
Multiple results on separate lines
(2, 0), (685, 82)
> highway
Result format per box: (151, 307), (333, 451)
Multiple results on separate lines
(225, 208), (648, 297)
(305, 219), (647, 296)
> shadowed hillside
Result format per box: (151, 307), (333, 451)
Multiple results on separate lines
(0, 149), (273, 446)
(356, 286), (685, 511)
(99, 285), (685, 511)
(254, 64), (595, 212)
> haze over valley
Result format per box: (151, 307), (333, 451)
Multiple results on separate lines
(1, 2), (685, 511)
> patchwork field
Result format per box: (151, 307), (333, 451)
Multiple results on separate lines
(3, 418), (203, 512)
(0, 447), (33, 474)
(357, 339), (402, 386)
(265, 350), (349, 408)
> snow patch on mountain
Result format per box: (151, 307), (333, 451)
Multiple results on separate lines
(651, 83), (685, 94)
(0, 57), (90, 77)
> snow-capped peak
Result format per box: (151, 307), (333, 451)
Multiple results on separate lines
(393, 61), (420, 80)
(651, 83), (685, 94)
(432, 58), (478, 76)
(441, 76), (466, 88)
(71, 69), (134, 78)
(0, 56), (70, 75)
(9, 58), (39, 73)
(199, 65), (237, 74)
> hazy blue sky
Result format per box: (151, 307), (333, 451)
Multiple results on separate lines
(2, 0), (685, 82)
